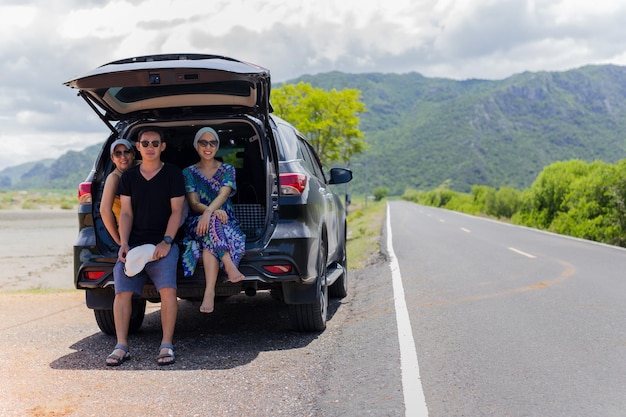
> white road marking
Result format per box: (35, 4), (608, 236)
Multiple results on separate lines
(460, 227), (471, 233)
(386, 204), (429, 417)
(508, 247), (537, 258)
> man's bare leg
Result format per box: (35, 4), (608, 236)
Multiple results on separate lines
(106, 291), (132, 365)
(157, 287), (178, 365)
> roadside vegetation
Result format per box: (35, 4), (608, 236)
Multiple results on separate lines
(402, 159), (626, 247)
(346, 198), (386, 269)
(0, 189), (76, 210)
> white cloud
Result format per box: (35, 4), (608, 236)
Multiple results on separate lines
(2, 0), (626, 171)
(0, 4), (37, 36)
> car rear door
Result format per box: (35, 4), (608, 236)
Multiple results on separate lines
(64, 54), (271, 128)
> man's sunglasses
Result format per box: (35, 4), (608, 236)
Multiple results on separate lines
(140, 140), (162, 148)
(113, 149), (133, 157)
(198, 139), (218, 148)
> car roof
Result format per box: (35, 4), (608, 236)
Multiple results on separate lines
(64, 53), (271, 121)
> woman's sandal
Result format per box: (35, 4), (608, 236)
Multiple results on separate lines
(156, 343), (176, 366)
(106, 343), (131, 367)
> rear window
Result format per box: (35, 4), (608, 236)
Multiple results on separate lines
(111, 81), (254, 103)
(276, 123), (301, 161)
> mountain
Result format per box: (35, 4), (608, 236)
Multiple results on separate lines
(3, 65), (626, 193)
(0, 144), (101, 190)
(293, 65), (626, 193)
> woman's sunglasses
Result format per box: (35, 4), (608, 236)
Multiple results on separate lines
(198, 139), (218, 148)
(113, 149), (133, 157)
(140, 140), (162, 148)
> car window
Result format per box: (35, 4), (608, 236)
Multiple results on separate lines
(276, 123), (300, 162)
(275, 121), (327, 182)
(299, 138), (326, 183)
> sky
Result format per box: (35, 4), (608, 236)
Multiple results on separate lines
(2, 0), (626, 171)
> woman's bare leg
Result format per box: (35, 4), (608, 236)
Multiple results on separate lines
(222, 251), (244, 283)
(200, 249), (219, 313)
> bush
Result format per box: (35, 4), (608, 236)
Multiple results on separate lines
(402, 158), (626, 248)
(373, 186), (389, 201)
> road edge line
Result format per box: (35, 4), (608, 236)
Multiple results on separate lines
(386, 202), (429, 417)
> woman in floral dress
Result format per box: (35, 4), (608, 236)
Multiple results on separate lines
(182, 127), (246, 313)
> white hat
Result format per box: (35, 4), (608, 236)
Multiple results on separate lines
(110, 138), (133, 155)
(124, 244), (156, 277)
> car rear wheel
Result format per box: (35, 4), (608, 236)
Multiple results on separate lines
(288, 240), (328, 332)
(93, 298), (146, 335)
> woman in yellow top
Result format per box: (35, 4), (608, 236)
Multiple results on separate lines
(100, 139), (138, 245)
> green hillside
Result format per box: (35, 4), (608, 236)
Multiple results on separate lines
(3, 65), (626, 193)
(0, 144), (101, 190)
(294, 65), (626, 194)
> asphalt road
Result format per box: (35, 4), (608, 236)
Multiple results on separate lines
(389, 200), (626, 416)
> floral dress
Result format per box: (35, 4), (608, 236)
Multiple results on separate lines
(181, 164), (246, 277)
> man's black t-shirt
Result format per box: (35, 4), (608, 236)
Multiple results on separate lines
(118, 163), (186, 247)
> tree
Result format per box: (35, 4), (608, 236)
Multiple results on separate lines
(373, 186), (389, 201)
(272, 82), (367, 166)
(517, 160), (590, 228)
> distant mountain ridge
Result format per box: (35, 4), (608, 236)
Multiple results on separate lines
(0, 144), (100, 190)
(3, 65), (626, 193)
(294, 64), (626, 193)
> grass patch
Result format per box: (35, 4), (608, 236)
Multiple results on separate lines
(0, 189), (77, 210)
(346, 199), (386, 269)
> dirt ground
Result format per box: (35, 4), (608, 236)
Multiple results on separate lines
(0, 210), (76, 292)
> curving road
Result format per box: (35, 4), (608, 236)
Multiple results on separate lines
(388, 200), (626, 416)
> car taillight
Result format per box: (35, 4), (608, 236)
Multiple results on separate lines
(78, 182), (92, 205)
(84, 271), (105, 280)
(262, 265), (293, 274)
(280, 173), (307, 195)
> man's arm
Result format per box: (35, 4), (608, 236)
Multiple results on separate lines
(153, 195), (185, 259)
(165, 195), (185, 239)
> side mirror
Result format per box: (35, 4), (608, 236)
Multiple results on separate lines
(329, 168), (353, 185)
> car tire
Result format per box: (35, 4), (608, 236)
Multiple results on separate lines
(93, 298), (146, 335)
(288, 240), (328, 332)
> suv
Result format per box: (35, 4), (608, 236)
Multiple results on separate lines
(65, 54), (352, 333)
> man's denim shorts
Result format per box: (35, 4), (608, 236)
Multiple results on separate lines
(113, 245), (179, 295)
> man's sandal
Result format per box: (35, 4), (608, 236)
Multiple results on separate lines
(156, 343), (176, 366)
(106, 344), (131, 367)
